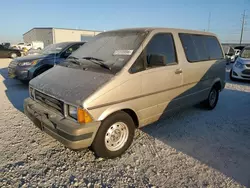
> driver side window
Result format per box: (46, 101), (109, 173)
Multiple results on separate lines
(147, 33), (177, 67)
(130, 33), (178, 73)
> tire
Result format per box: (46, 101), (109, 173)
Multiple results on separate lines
(91, 111), (135, 158)
(230, 70), (237, 81)
(10, 53), (17, 59)
(202, 86), (219, 110)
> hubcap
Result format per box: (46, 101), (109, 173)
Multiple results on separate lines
(105, 122), (129, 151)
(209, 89), (217, 106)
(11, 53), (17, 58)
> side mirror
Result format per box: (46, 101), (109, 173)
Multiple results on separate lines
(147, 54), (166, 67)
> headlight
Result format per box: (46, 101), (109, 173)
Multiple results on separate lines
(68, 106), (77, 119)
(68, 105), (93, 123)
(235, 61), (244, 69)
(18, 60), (39, 66)
(29, 87), (34, 99)
(18, 62), (32, 66)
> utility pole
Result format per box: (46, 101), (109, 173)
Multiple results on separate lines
(207, 12), (211, 32)
(239, 10), (246, 45)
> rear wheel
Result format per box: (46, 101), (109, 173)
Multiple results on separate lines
(201, 86), (219, 110)
(10, 53), (17, 59)
(91, 111), (135, 158)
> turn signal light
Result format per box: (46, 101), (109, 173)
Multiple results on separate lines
(32, 60), (38, 65)
(77, 108), (93, 124)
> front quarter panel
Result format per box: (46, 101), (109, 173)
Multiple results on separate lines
(85, 71), (143, 124)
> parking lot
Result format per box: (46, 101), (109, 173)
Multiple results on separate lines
(0, 58), (250, 187)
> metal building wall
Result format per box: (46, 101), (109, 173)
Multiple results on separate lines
(53, 29), (101, 43)
(23, 28), (53, 47)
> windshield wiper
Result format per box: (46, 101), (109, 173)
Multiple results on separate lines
(82, 56), (111, 70)
(66, 56), (81, 65)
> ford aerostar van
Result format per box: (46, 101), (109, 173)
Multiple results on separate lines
(24, 28), (226, 158)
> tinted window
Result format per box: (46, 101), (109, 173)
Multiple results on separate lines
(130, 52), (145, 73)
(179, 33), (223, 62)
(204, 36), (223, 59)
(147, 33), (177, 66)
(67, 43), (84, 53)
(179, 34), (199, 62)
(192, 35), (209, 61)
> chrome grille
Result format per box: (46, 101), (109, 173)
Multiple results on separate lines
(8, 61), (18, 68)
(34, 90), (64, 115)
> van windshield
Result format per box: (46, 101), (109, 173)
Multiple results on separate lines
(63, 30), (148, 74)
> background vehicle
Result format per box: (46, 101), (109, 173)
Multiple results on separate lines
(230, 46), (250, 81)
(2, 42), (11, 49)
(25, 48), (42, 56)
(30, 41), (44, 50)
(8, 41), (85, 82)
(0, 44), (21, 58)
(24, 28), (225, 158)
(222, 44), (235, 63)
(12, 41), (44, 51)
(12, 42), (32, 50)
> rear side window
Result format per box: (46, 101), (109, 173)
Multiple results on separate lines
(192, 35), (209, 61)
(178, 34), (198, 62)
(204, 36), (224, 59)
(179, 33), (223, 62)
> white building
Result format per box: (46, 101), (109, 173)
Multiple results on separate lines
(23, 27), (102, 47)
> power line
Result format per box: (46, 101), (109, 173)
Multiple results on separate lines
(207, 12), (211, 32)
(240, 10), (246, 45)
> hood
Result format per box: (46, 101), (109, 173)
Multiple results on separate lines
(237, 57), (250, 64)
(29, 66), (113, 105)
(14, 54), (54, 62)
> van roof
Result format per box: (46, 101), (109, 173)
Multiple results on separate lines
(105, 27), (216, 36)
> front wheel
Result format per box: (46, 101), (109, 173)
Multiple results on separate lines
(201, 87), (219, 110)
(91, 111), (135, 158)
(10, 53), (17, 59)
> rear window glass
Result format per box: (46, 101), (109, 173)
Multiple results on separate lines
(204, 36), (224, 59)
(179, 33), (223, 62)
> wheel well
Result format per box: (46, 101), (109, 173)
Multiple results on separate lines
(122, 109), (139, 128)
(213, 81), (222, 91)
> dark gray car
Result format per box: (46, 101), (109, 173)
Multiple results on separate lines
(8, 42), (85, 82)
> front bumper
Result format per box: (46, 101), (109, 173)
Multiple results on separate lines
(8, 65), (31, 81)
(24, 98), (100, 149)
(231, 66), (250, 80)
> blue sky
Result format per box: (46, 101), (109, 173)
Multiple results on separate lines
(1, 0), (250, 43)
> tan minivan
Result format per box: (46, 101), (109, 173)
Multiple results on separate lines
(24, 28), (226, 158)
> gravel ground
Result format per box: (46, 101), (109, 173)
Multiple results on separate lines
(0, 58), (250, 188)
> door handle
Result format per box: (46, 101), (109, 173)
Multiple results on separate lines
(175, 68), (182, 74)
